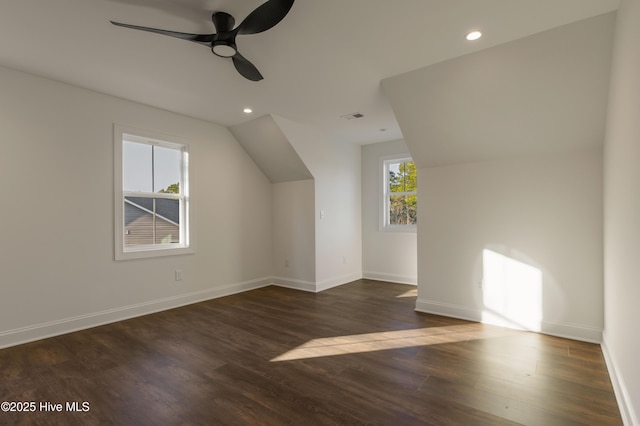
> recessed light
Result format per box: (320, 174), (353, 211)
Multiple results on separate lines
(243, 108), (253, 114)
(466, 31), (482, 41)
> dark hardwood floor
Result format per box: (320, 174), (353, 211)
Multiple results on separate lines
(0, 280), (622, 425)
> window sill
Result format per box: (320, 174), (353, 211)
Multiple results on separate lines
(115, 245), (194, 261)
(382, 225), (417, 234)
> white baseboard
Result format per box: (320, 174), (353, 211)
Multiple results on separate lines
(363, 271), (417, 285)
(415, 299), (482, 323)
(0, 277), (272, 350)
(0, 274), (365, 350)
(271, 277), (316, 292)
(539, 321), (602, 344)
(316, 273), (362, 292)
(415, 298), (602, 343)
(272, 273), (362, 293)
(602, 333), (639, 426)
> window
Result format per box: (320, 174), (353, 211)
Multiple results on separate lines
(114, 125), (192, 260)
(382, 156), (417, 231)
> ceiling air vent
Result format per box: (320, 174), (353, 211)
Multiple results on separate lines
(341, 112), (365, 120)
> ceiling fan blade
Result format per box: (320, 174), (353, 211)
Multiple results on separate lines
(110, 21), (215, 45)
(232, 53), (264, 81)
(237, 0), (294, 35)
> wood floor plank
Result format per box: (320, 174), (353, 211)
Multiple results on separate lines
(0, 280), (622, 425)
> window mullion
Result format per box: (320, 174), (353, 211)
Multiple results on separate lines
(151, 144), (155, 193)
(390, 191), (416, 197)
(152, 198), (157, 245)
(123, 191), (181, 200)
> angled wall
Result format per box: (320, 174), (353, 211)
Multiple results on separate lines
(230, 115), (316, 289)
(274, 115), (363, 290)
(602, 0), (640, 423)
(382, 14), (615, 342)
(230, 114), (362, 291)
(229, 115), (312, 183)
(383, 13), (615, 168)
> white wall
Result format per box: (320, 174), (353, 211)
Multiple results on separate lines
(602, 0), (640, 423)
(381, 12), (613, 344)
(272, 180), (316, 290)
(416, 149), (604, 342)
(361, 140), (417, 284)
(274, 116), (362, 290)
(0, 65), (273, 348)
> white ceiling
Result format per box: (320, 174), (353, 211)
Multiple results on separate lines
(0, 0), (619, 145)
(383, 12), (617, 167)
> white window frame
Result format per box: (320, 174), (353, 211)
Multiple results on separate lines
(114, 124), (193, 260)
(381, 154), (417, 233)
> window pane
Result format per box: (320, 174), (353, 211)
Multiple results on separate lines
(401, 161), (417, 192)
(124, 197), (180, 247)
(389, 161), (417, 193)
(388, 162), (403, 193)
(389, 195), (417, 225)
(123, 141), (152, 192)
(154, 146), (181, 194)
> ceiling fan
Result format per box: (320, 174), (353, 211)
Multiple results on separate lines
(110, 0), (294, 81)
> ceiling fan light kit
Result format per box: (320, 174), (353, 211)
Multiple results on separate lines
(110, 0), (295, 81)
(212, 40), (237, 58)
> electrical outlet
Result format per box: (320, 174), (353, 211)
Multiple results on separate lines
(175, 269), (183, 281)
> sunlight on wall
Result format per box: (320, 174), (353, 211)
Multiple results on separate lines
(270, 324), (515, 362)
(482, 249), (542, 332)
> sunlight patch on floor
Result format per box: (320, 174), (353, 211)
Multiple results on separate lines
(395, 288), (418, 298)
(270, 324), (514, 362)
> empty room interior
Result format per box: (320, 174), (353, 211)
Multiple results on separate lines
(0, 0), (638, 424)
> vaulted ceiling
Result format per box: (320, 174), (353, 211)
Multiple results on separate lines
(0, 0), (619, 146)
(383, 12), (616, 167)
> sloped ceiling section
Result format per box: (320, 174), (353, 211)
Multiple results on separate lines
(229, 114), (313, 183)
(382, 12), (616, 169)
